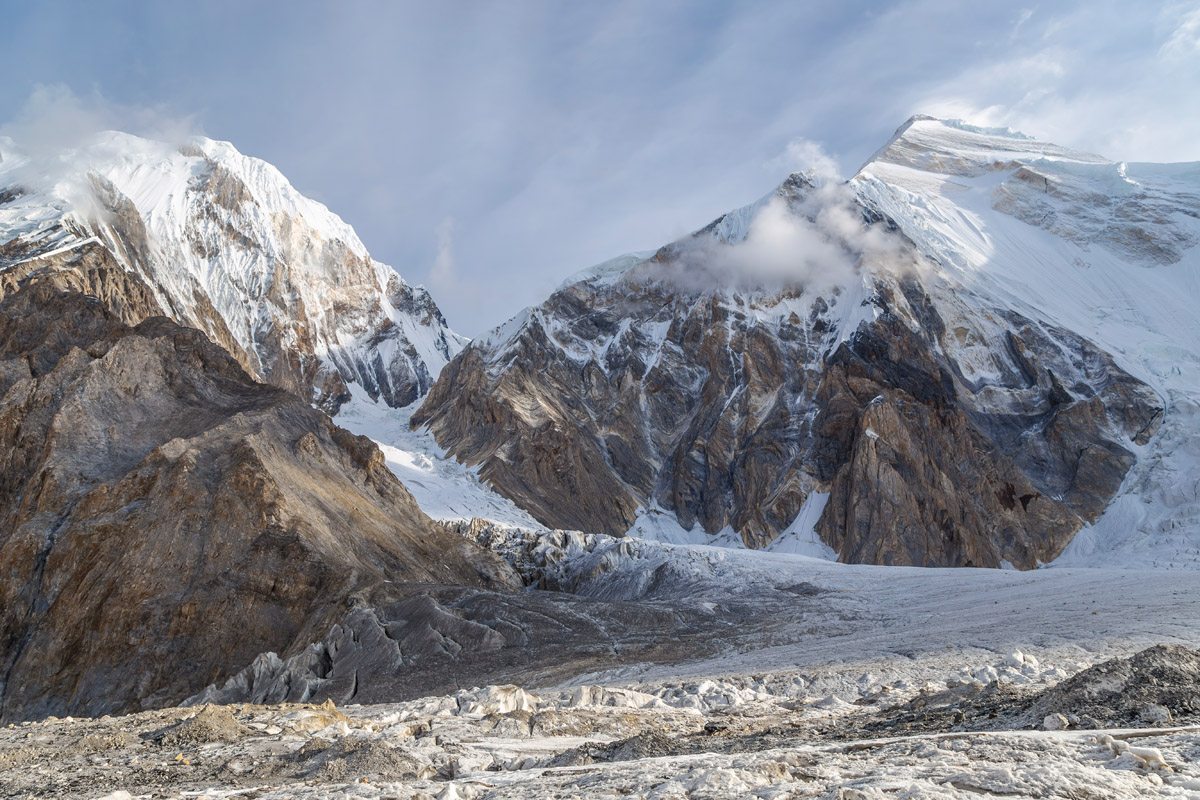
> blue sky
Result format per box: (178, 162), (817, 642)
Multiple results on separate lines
(1, 1), (1197, 335)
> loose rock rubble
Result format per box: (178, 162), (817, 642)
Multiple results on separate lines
(1021, 644), (1200, 729)
(5, 644), (1200, 799)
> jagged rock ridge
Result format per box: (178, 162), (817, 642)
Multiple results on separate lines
(415, 119), (1171, 568)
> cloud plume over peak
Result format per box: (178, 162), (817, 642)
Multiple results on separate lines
(1, 84), (199, 162)
(630, 176), (913, 297)
(0, 85), (201, 220)
(770, 137), (842, 184)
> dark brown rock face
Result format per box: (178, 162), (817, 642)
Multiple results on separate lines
(809, 312), (1121, 567)
(0, 270), (513, 723)
(415, 184), (1161, 567)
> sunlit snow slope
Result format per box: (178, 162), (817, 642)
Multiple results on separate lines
(0, 131), (464, 412)
(336, 385), (540, 528)
(853, 116), (1200, 568)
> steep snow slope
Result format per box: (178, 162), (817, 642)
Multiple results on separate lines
(0, 131), (464, 411)
(852, 116), (1200, 568)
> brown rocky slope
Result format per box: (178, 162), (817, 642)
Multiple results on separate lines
(0, 266), (514, 723)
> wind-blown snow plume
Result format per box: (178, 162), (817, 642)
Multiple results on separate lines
(429, 216), (459, 295)
(0, 85), (199, 218)
(769, 136), (841, 179)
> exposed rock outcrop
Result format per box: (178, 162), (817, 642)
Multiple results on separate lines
(0, 268), (513, 722)
(1021, 644), (1200, 728)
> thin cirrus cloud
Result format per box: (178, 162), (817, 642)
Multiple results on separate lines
(0, 1), (1195, 336)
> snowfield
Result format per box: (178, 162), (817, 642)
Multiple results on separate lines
(335, 385), (540, 528)
(852, 118), (1200, 571)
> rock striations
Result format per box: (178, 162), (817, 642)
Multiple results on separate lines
(415, 119), (1169, 567)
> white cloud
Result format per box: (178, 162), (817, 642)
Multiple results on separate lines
(769, 138), (842, 182)
(904, 3), (1200, 164)
(647, 180), (912, 296)
(0, 85), (200, 220)
(1160, 7), (1200, 60)
(1011, 7), (1036, 41)
(0, 84), (198, 158)
(428, 216), (459, 297)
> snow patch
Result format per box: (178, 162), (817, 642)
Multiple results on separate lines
(765, 492), (838, 560)
(335, 386), (539, 527)
(625, 503), (746, 549)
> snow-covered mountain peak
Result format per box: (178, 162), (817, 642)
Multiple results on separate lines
(466, 164), (919, 391)
(0, 129), (465, 411)
(556, 250), (657, 292)
(414, 116), (1200, 570)
(854, 115), (1200, 273)
(177, 135), (370, 256)
(1, 129), (372, 264)
(475, 117), (1198, 383)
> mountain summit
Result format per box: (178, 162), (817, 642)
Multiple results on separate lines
(0, 131), (464, 412)
(0, 133), (498, 721)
